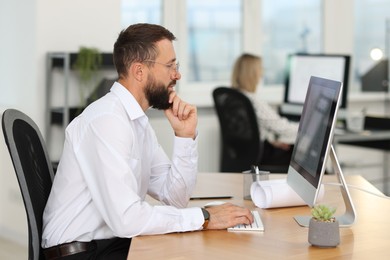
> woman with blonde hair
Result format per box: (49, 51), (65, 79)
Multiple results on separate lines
(231, 53), (298, 168)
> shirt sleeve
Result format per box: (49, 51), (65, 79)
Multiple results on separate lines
(253, 99), (299, 144)
(147, 134), (199, 208)
(75, 113), (202, 237)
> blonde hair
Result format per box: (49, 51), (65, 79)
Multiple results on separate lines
(231, 53), (262, 93)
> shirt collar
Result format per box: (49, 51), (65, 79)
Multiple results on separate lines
(110, 81), (146, 121)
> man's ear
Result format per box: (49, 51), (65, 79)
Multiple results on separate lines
(131, 63), (144, 82)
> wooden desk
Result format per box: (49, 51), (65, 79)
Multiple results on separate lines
(128, 173), (390, 259)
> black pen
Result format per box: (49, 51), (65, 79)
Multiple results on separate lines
(190, 196), (233, 200)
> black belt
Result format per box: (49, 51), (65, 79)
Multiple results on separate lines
(44, 241), (92, 259)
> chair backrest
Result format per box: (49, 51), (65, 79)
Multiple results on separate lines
(2, 109), (54, 260)
(212, 87), (263, 172)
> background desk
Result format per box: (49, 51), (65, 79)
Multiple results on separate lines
(128, 173), (390, 260)
(333, 129), (390, 195)
(333, 129), (390, 150)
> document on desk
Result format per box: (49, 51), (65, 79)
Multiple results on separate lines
(250, 178), (325, 209)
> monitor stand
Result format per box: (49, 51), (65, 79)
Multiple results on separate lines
(294, 145), (357, 227)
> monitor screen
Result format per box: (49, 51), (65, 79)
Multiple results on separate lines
(284, 53), (350, 109)
(287, 76), (342, 207)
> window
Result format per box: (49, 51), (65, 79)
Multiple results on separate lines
(354, 0), (390, 89)
(120, 0), (325, 106)
(121, 0), (162, 27)
(187, 0), (241, 82)
(262, 0), (321, 85)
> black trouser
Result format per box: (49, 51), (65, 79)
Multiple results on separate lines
(44, 237), (131, 260)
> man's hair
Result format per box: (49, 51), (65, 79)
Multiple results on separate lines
(231, 53), (262, 93)
(113, 23), (176, 79)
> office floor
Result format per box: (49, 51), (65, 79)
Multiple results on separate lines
(1, 144), (388, 258)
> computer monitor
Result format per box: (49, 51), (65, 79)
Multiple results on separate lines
(283, 54), (351, 117)
(286, 76), (356, 227)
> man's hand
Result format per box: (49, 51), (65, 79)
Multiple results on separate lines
(164, 92), (198, 139)
(203, 203), (254, 230)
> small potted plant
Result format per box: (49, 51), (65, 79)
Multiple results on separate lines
(308, 204), (340, 248)
(73, 46), (103, 108)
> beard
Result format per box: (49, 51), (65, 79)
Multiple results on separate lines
(145, 74), (175, 110)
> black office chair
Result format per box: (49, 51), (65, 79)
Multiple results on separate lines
(212, 87), (264, 172)
(2, 109), (55, 260)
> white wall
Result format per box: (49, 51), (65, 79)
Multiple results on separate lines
(0, 1), (37, 113)
(323, 0), (354, 54)
(0, 0), (122, 245)
(0, 0), (38, 245)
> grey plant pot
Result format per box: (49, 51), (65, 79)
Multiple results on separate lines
(308, 218), (340, 248)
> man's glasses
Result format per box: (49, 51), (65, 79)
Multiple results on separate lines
(144, 60), (180, 73)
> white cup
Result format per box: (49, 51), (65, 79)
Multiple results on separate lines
(346, 112), (365, 132)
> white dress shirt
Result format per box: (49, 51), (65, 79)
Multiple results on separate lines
(42, 82), (202, 248)
(244, 91), (299, 144)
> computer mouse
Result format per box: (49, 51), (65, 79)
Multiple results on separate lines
(204, 201), (227, 208)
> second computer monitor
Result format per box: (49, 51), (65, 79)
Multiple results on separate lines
(284, 53), (350, 109)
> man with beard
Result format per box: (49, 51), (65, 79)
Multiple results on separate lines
(42, 23), (254, 260)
